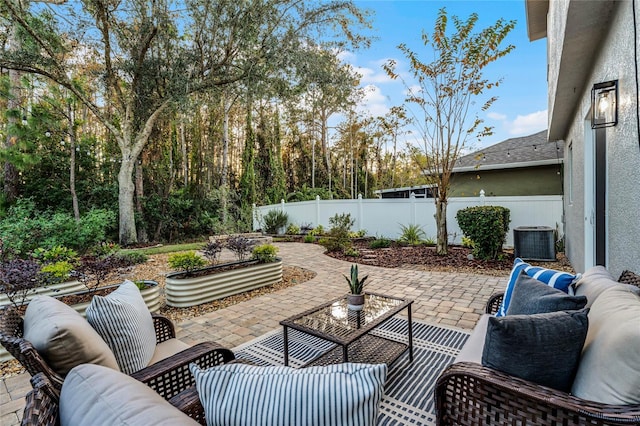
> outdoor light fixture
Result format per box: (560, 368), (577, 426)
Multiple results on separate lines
(591, 80), (618, 128)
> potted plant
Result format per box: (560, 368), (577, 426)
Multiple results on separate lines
(344, 264), (368, 311)
(164, 237), (283, 308)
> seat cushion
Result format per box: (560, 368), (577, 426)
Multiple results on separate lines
(190, 362), (387, 426)
(60, 364), (199, 425)
(148, 338), (191, 366)
(506, 272), (587, 315)
(573, 265), (619, 307)
(497, 258), (578, 316)
(86, 280), (156, 374)
(23, 296), (119, 376)
(482, 308), (589, 392)
(454, 314), (490, 364)
(571, 285), (640, 404)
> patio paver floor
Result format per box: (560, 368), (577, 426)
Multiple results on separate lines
(0, 242), (507, 425)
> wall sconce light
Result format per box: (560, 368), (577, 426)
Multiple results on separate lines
(591, 80), (618, 128)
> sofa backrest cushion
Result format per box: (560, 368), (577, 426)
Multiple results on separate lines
(59, 363), (199, 425)
(506, 272), (587, 315)
(571, 284), (640, 404)
(497, 258), (578, 316)
(482, 308), (589, 392)
(190, 362), (387, 426)
(573, 265), (618, 307)
(86, 280), (157, 374)
(23, 296), (119, 376)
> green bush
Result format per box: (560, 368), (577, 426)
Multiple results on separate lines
(0, 199), (116, 255)
(324, 213), (354, 253)
(309, 225), (324, 236)
(348, 229), (367, 238)
(167, 251), (207, 273)
(40, 260), (74, 283)
(115, 251), (148, 266)
(262, 210), (289, 234)
(33, 246), (79, 264)
(285, 224), (300, 235)
(303, 235), (315, 243)
(399, 224), (426, 246)
(252, 244), (279, 263)
(369, 237), (391, 249)
(456, 206), (510, 260)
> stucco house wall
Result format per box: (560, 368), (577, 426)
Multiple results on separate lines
(545, 1), (640, 276)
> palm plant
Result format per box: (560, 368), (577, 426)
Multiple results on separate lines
(399, 224), (427, 246)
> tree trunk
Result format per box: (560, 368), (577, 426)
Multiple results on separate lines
(68, 102), (80, 221)
(180, 118), (188, 188)
(4, 67), (21, 203)
(220, 95), (231, 225)
(118, 156), (137, 246)
(435, 197), (448, 255)
(135, 160), (148, 243)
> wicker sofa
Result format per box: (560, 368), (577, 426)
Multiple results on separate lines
(435, 267), (640, 426)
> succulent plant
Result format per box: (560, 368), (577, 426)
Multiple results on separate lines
(344, 264), (368, 295)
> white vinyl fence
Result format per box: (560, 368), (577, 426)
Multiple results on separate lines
(253, 192), (563, 248)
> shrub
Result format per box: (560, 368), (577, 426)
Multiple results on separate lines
(115, 251), (148, 266)
(73, 254), (126, 292)
(456, 206), (511, 260)
(262, 210), (289, 234)
(285, 224), (300, 235)
(252, 244), (279, 263)
(369, 237), (391, 249)
(40, 260), (74, 283)
(226, 235), (255, 261)
(399, 224), (426, 246)
(344, 247), (359, 257)
(348, 229), (367, 238)
(303, 235), (315, 243)
(309, 225), (324, 236)
(324, 213), (354, 253)
(0, 254), (45, 308)
(33, 246), (79, 264)
(91, 241), (120, 257)
(167, 251), (207, 274)
(461, 236), (475, 249)
(202, 239), (224, 264)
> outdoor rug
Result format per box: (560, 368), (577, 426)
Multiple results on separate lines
(233, 317), (470, 425)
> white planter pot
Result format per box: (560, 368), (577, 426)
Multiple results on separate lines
(0, 281), (161, 363)
(165, 259), (283, 308)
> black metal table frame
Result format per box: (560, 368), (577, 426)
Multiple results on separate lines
(280, 292), (413, 367)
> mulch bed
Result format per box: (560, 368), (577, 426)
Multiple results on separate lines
(326, 240), (574, 276)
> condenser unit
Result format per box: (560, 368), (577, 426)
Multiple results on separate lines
(513, 226), (556, 261)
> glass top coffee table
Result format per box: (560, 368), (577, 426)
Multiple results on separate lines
(280, 292), (413, 367)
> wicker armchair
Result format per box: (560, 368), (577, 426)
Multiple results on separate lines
(436, 285), (640, 426)
(0, 307), (235, 401)
(21, 374), (58, 426)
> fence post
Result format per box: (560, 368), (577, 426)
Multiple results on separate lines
(410, 192), (416, 225)
(358, 193), (363, 231)
(316, 195), (321, 226)
(479, 190), (485, 206)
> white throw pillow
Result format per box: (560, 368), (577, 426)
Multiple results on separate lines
(86, 280), (156, 374)
(60, 364), (199, 425)
(190, 362), (388, 426)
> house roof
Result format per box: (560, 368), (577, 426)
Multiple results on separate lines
(452, 130), (563, 173)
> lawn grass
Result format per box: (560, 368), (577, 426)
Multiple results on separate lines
(120, 242), (204, 256)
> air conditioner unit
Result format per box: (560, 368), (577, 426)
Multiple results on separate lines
(513, 226), (556, 261)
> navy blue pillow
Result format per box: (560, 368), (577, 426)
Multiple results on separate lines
(506, 272), (587, 315)
(482, 308), (589, 392)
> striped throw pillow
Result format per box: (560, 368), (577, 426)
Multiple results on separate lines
(190, 362), (388, 426)
(497, 258), (580, 316)
(86, 280), (156, 374)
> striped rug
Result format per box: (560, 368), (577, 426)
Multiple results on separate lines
(233, 318), (470, 425)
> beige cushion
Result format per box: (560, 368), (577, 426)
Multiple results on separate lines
(455, 314), (489, 364)
(86, 280), (157, 374)
(148, 338), (191, 366)
(59, 364), (199, 425)
(573, 266), (618, 307)
(571, 285), (640, 404)
(23, 296), (119, 376)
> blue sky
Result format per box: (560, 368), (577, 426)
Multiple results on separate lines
(341, 0), (548, 151)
